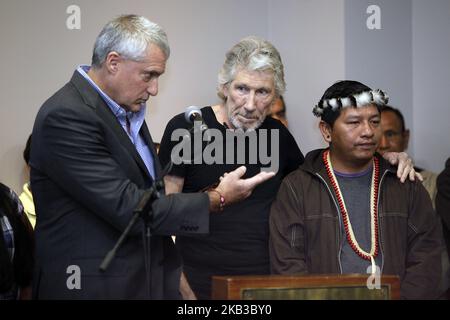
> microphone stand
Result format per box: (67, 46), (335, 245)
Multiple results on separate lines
(99, 176), (165, 299)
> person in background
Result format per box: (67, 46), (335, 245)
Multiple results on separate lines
(19, 135), (35, 229)
(436, 157), (450, 298)
(269, 95), (288, 127)
(378, 105), (448, 298)
(0, 182), (34, 300)
(377, 106), (438, 207)
(437, 158), (450, 260)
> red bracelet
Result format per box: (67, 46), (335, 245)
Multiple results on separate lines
(209, 189), (225, 212)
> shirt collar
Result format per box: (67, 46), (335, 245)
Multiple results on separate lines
(76, 65), (147, 120)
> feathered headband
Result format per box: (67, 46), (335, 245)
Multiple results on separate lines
(312, 89), (389, 117)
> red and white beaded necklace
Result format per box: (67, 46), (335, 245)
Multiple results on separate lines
(323, 150), (380, 273)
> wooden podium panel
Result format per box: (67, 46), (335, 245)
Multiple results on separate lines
(212, 274), (400, 300)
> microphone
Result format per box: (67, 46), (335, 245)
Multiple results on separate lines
(184, 106), (208, 132)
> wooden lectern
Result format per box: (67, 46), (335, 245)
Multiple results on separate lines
(212, 274), (400, 300)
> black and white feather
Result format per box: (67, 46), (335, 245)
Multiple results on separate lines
(312, 89), (389, 117)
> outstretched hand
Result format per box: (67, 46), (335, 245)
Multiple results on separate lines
(382, 151), (423, 183)
(215, 166), (275, 206)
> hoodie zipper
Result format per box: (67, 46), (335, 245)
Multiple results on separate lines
(316, 167), (389, 275)
(316, 173), (344, 274)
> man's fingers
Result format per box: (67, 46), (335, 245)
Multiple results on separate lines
(400, 171), (407, 183)
(408, 167), (416, 182)
(397, 159), (406, 179)
(397, 156), (413, 179)
(398, 152), (409, 165)
(244, 171), (275, 189)
(415, 172), (424, 182)
(400, 162), (412, 183)
(384, 151), (399, 165)
(229, 166), (247, 179)
(387, 154), (397, 165)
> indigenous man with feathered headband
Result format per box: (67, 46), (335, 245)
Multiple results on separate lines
(269, 80), (443, 299)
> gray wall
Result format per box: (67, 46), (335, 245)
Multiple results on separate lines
(345, 0), (414, 154)
(412, 0), (450, 172)
(1, 0), (449, 194)
(345, 0), (450, 172)
(268, 0), (345, 154)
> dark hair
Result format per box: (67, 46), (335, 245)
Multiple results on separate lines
(0, 183), (34, 294)
(319, 80), (374, 126)
(278, 95), (286, 112)
(23, 135), (31, 165)
(381, 105), (406, 132)
(269, 95), (286, 116)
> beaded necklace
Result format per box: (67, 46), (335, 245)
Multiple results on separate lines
(323, 150), (380, 273)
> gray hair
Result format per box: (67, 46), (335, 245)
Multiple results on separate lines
(91, 14), (170, 68)
(217, 36), (285, 101)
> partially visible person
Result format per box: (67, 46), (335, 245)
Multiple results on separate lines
(19, 134), (35, 229)
(378, 106), (438, 207)
(0, 182), (34, 300)
(437, 158), (450, 263)
(379, 105), (448, 298)
(268, 95), (288, 127)
(159, 36), (304, 299)
(270, 80), (443, 299)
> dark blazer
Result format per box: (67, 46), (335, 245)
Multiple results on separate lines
(30, 71), (210, 299)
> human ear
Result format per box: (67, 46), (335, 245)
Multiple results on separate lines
(319, 120), (332, 143)
(105, 51), (121, 74)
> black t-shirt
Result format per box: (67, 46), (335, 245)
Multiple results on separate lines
(159, 106), (304, 298)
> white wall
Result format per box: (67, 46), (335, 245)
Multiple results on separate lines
(1, 0), (449, 194)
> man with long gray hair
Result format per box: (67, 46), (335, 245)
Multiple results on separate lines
(159, 36), (304, 299)
(30, 15), (273, 299)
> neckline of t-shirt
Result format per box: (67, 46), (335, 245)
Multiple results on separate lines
(334, 164), (373, 178)
(202, 105), (226, 129)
